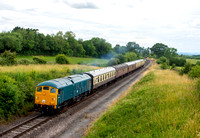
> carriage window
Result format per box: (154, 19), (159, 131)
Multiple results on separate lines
(37, 87), (42, 92)
(43, 86), (49, 90)
(50, 88), (56, 93)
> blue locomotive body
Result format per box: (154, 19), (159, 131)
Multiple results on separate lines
(35, 74), (91, 111)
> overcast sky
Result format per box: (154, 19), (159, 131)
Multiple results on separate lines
(0, 0), (200, 53)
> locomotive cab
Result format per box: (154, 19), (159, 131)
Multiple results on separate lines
(35, 86), (58, 110)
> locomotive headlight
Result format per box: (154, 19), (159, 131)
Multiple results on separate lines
(36, 97), (38, 99)
(52, 98), (55, 101)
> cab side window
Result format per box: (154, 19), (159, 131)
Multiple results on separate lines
(37, 87), (42, 92)
(50, 88), (56, 93)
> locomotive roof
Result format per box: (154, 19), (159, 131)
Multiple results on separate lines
(37, 78), (73, 89)
(85, 67), (115, 77)
(37, 74), (91, 89)
(66, 74), (91, 83)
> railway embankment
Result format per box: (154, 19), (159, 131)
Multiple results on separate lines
(86, 64), (200, 137)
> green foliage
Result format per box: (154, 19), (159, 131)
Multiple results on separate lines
(160, 62), (169, 70)
(180, 62), (192, 75)
(107, 58), (120, 66)
(55, 54), (69, 64)
(33, 56), (47, 64)
(0, 50), (17, 65)
(164, 48), (178, 58)
(91, 37), (112, 58)
(70, 69), (85, 74)
(0, 75), (22, 119)
(114, 54), (127, 64)
(196, 61), (200, 66)
(18, 59), (32, 65)
(0, 32), (23, 53)
(188, 65), (200, 78)
(171, 64), (176, 69)
(124, 52), (137, 62)
(169, 57), (186, 66)
(150, 43), (168, 58)
(156, 56), (168, 64)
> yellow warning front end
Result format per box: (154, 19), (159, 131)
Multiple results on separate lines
(35, 86), (58, 109)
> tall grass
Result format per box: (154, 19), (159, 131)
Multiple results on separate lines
(86, 64), (200, 137)
(0, 64), (99, 73)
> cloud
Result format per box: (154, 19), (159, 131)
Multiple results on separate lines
(64, 1), (98, 9)
(0, 2), (15, 11)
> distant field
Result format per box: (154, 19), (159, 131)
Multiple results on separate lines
(0, 64), (100, 73)
(86, 64), (200, 137)
(17, 56), (108, 65)
(186, 59), (200, 64)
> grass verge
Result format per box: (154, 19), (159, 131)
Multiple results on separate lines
(86, 64), (200, 137)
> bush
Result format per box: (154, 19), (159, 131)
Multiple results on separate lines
(157, 56), (168, 64)
(0, 50), (17, 66)
(18, 59), (32, 65)
(160, 63), (169, 70)
(55, 54), (69, 64)
(171, 64), (176, 69)
(33, 56), (47, 64)
(188, 65), (200, 78)
(169, 57), (186, 66)
(180, 62), (192, 75)
(107, 58), (120, 66)
(196, 61), (200, 66)
(114, 54), (127, 64)
(0, 75), (23, 119)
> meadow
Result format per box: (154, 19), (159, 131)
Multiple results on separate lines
(186, 58), (200, 64)
(17, 56), (109, 66)
(86, 64), (200, 137)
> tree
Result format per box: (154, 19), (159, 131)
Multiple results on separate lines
(164, 48), (178, 59)
(124, 52), (137, 61)
(91, 37), (112, 58)
(126, 42), (139, 52)
(150, 43), (168, 58)
(113, 44), (127, 54)
(0, 32), (23, 53)
(82, 40), (97, 57)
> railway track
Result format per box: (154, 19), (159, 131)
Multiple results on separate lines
(0, 60), (152, 138)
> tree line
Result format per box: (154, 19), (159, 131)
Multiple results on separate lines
(0, 26), (186, 67)
(0, 27), (151, 57)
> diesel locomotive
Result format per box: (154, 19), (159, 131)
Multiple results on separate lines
(35, 59), (145, 112)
